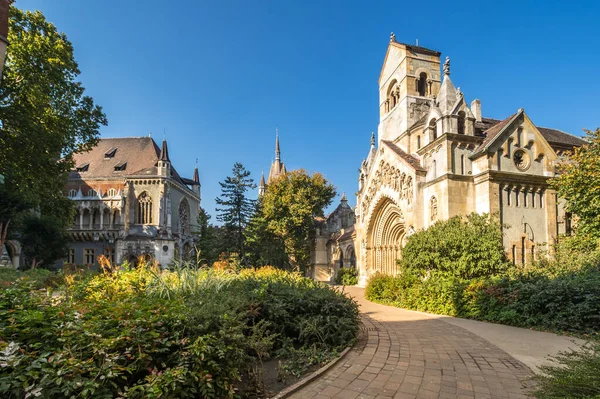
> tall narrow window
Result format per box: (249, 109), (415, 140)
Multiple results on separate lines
(460, 155), (465, 175)
(417, 72), (428, 96)
(104, 247), (115, 264)
(565, 212), (573, 236)
(507, 188), (511, 206)
(431, 160), (437, 179)
(85, 249), (95, 265)
(521, 237), (526, 265)
(429, 119), (437, 141)
(512, 245), (516, 265)
(179, 199), (190, 235)
(457, 111), (466, 134)
(417, 135), (421, 149)
(137, 192), (153, 224)
(65, 248), (75, 264)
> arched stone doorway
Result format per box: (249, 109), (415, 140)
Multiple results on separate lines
(367, 198), (405, 275)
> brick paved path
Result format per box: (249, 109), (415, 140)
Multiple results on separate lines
(289, 287), (533, 399)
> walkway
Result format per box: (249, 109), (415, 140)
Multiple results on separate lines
(289, 286), (583, 399)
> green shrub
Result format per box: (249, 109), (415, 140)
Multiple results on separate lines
(533, 340), (600, 398)
(335, 268), (358, 285)
(365, 268), (600, 334)
(400, 213), (510, 279)
(0, 268), (58, 289)
(0, 265), (359, 398)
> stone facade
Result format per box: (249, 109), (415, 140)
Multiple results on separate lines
(56, 136), (201, 269)
(353, 36), (585, 286)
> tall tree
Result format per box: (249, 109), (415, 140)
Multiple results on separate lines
(550, 128), (600, 237)
(245, 199), (288, 268)
(0, 7), (107, 233)
(215, 162), (256, 262)
(261, 169), (336, 272)
(20, 214), (70, 269)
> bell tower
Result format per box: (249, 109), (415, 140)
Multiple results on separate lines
(378, 34), (442, 143)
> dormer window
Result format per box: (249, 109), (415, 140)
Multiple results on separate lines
(104, 147), (117, 159)
(88, 189), (97, 197)
(114, 161), (127, 172)
(107, 188), (117, 197)
(76, 163), (89, 172)
(67, 189), (77, 198)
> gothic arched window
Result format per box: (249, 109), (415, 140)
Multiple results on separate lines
(430, 196), (438, 222)
(179, 199), (190, 235)
(417, 72), (428, 96)
(457, 111), (466, 134)
(107, 188), (117, 197)
(387, 80), (399, 112)
(68, 189), (77, 198)
(136, 192), (153, 224)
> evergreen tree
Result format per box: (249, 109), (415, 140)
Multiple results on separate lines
(215, 162), (256, 262)
(245, 199), (288, 268)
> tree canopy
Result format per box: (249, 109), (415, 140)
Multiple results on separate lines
(260, 169), (336, 271)
(550, 128), (600, 237)
(0, 7), (107, 227)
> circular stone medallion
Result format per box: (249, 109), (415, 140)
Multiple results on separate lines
(513, 149), (530, 171)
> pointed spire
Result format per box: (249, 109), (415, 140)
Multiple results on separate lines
(260, 170), (265, 186)
(275, 128), (281, 161)
(443, 56), (450, 76)
(159, 137), (170, 162)
(341, 192), (348, 202)
(193, 158), (199, 183)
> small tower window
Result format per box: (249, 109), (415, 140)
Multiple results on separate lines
(136, 192), (153, 224)
(417, 135), (421, 149)
(386, 80), (399, 112)
(417, 72), (428, 96)
(429, 119), (437, 141)
(457, 111), (466, 134)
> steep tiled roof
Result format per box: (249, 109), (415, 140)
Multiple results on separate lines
(69, 137), (189, 186)
(473, 113), (586, 155)
(382, 141), (426, 172)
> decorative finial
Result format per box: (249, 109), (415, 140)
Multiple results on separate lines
(341, 192), (348, 201)
(390, 32), (396, 42)
(148, 132), (152, 138)
(443, 56), (450, 76)
(195, 157), (198, 167)
(371, 132), (375, 146)
(163, 128), (166, 140)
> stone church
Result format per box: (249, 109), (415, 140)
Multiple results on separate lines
(353, 35), (585, 285)
(55, 136), (201, 269)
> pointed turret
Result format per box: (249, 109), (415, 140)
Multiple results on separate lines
(341, 192), (348, 202)
(267, 129), (286, 184)
(436, 56), (458, 115)
(275, 128), (281, 161)
(159, 138), (170, 162)
(258, 171), (266, 196)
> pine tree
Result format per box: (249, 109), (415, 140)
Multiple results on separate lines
(215, 162), (256, 262)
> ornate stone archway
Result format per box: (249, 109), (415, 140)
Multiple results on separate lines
(367, 198), (405, 275)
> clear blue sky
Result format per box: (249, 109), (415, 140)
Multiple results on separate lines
(19, 0), (600, 218)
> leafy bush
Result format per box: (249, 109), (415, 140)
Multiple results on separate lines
(0, 268), (58, 289)
(366, 268), (600, 334)
(400, 213), (510, 279)
(533, 340), (600, 398)
(0, 265), (359, 398)
(335, 268), (358, 285)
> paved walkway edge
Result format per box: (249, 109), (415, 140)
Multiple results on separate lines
(270, 344), (355, 399)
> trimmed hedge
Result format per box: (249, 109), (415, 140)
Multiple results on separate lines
(365, 269), (600, 334)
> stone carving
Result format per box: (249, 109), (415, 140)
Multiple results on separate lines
(360, 161), (414, 217)
(443, 56), (450, 76)
(430, 196), (437, 221)
(390, 32), (396, 42)
(409, 101), (431, 121)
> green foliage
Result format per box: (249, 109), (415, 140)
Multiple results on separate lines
(550, 128), (600, 237)
(193, 207), (230, 266)
(245, 199), (288, 269)
(400, 213), (510, 279)
(0, 268), (57, 289)
(0, 265), (359, 398)
(0, 7), (107, 235)
(261, 169), (336, 272)
(533, 340), (600, 398)
(215, 163), (257, 262)
(19, 215), (71, 269)
(335, 268), (358, 286)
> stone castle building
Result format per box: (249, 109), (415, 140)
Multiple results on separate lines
(56, 136), (201, 268)
(353, 35), (585, 285)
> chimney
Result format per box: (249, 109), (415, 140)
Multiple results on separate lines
(471, 99), (482, 122)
